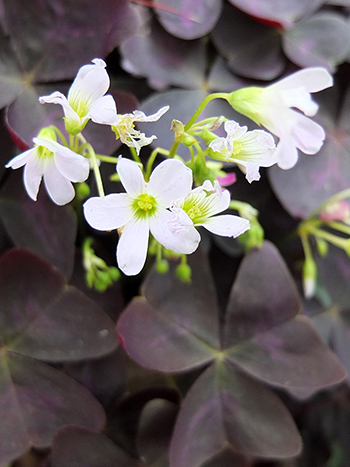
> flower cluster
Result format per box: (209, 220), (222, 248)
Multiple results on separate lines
(5, 59), (333, 278)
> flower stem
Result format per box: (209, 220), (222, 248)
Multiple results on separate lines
(129, 146), (141, 164)
(145, 148), (170, 180)
(184, 93), (229, 131)
(96, 154), (119, 164)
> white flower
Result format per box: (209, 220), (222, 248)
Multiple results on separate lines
(83, 157), (197, 276)
(39, 58), (117, 135)
(229, 68), (333, 169)
(6, 128), (90, 205)
(112, 106), (169, 155)
(167, 180), (250, 246)
(208, 120), (277, 183)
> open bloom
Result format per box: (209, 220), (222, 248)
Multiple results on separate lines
(39, 59), (117, 135)
(112, 107), (169, 155)
(208, 120), (277, 182)
(6, 128), (90, 205)
(167, 180), (250, 247)
(228, 68), (333, 169)
(83, 157), (197, 276)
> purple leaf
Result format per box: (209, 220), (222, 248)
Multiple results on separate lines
(2, 0), (139, 82)
(227, 0), (324, 29)
(227, 315), (346, 391)
(170, 362), (302, 465)
(136, 398), (178, 465)
(121, 16), (207, 90)
(283, 12), (350, 71)
(51, 426), (141, 467)
(223, 241), (301, 347)
(0, 353), (106, 466)
(0, 248), (119, 362)
(211, 3), (286, 81)
(117, 248), (220, 372)
(0, 172), (77, 279)
(155, 0), (223, 40)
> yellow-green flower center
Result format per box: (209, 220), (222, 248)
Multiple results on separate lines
(231, 141), (242, 156)
(36, 145), (54, 160)
(133, 193), (157, 218)
(70, 99), (90, 118)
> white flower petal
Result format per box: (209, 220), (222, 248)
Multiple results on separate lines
(201, 215), (250, 237)
(43, 163), (75, 205)
(148, 159), (192, 206)
(39, 91), (80, 126)
(88, 94), (118, 125)
(6, 147), (36, 169)
(132, 106), (169, 122)
(272, 67), (333, 95)
(117, 157), (146, 196)
(275, 137), (299, 170)
(199, 188), (231, 218)
(68, 58), (110, 111)
(278, 87), (318, 117)
(150, 209), (200, 255)
(243, 162), (261, 183)
(209, 137), (226, 153)
(23, 156), (45, 201)
(34, 137), (90, 183)
(117, 217), (150, 276)
(84, 193), (132, 231)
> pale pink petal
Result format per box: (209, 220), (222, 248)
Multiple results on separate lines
(6, 147), (36, 169)
(84, 194), (132, 231)
(117, 217), (149, 276)
(68, 58), (110, 110)
(278, 87), (318, 117)
(23, 156), (45, 201)
(148, 159), (192, 206)
(201, 215), (250, 237)
(132, 106), (169, 122)
(290, 113), (325, 154)
(88, 95), (118, 125)
(209, 137), (226, 153)
(243, 162), (261, 183)
(150, 209), (200, 254)
(117, 157), (146, 195)
(43, 163), (75, 205)
(275, 137), (299, 170)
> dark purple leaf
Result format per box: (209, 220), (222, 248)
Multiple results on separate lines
(51, 426), (140, 467)
(206, 57), (247, 93)
(223, 241), (301, 347)
(282, 12), (350, 71)
(136, 398), (178, 465)
(226, 315), (346, 390)
(0, 249), (119, 362)
(2, 0), (138, 82)
(155, 0), (223, 40)
(0, 26), (26, 109)
(121, 16), (207, 90)
(0, 172), (77, 279)
(64, 347), (127, 408)
(0, 352), (106, 466)
(170, 362), (302, 465)
(211, 3), (286, 81)
(118, 249), (220, 372)
(227, 0), (324, 29)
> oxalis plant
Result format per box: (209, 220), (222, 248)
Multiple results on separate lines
(1, 56), (350, 467)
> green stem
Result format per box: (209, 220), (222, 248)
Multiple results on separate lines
(85, 143), (105, 197)
(96, 154), (119, 164)
(129, 146), (141, 164)
(300, 233), (313, 262)
(53, 126), (68, 147)
(184, 93), (229, 131)
(307, 226), (349, 250)
(328, 221), (350, 236)
(145, 148), (170, 180)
